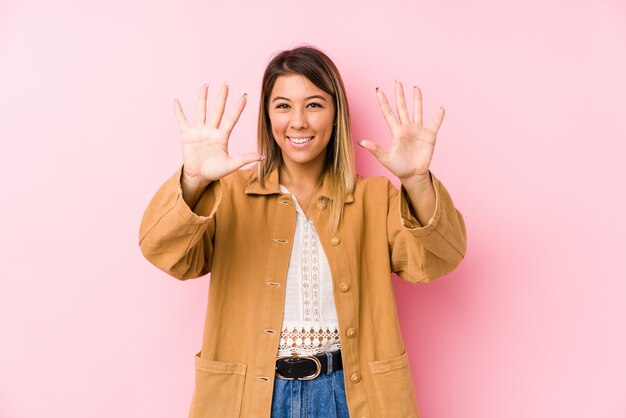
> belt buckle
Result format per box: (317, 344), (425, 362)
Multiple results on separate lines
(275, 353), (322, 380)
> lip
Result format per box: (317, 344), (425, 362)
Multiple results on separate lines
(286, 136), (314, 145)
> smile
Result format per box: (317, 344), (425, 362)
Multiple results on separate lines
(287, 136), (314, 144)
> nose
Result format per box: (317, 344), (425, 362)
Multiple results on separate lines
(290, 108), (309, 129)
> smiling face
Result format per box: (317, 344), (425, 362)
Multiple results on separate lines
(268, 74), (335, 174)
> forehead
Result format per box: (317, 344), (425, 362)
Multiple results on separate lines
(270, 74), (331, 99)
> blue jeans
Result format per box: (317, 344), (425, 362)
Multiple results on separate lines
(271, 369), (350, 418)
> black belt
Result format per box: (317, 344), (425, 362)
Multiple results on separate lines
(275, 350), (343, 380)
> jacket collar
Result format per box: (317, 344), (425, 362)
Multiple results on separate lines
(245, 167), (354, 203)
(244, 167), (281, 196)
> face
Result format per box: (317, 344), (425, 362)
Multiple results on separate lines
(268, 74), (335, 172)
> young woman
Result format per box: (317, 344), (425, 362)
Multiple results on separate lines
(140, 46), (466, 418)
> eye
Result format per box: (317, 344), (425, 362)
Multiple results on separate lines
(275, 103), (289, 109)
(307, 102), (322, 108)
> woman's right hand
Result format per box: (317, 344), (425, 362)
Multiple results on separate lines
(174, 83), (261, 191)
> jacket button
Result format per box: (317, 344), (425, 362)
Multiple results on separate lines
(350, 372), (361, 383)
(316, 200), (327, 210)
(331, 237), (340, 245)
(346, 328), (357, 338)
(338, 282), (350, 292)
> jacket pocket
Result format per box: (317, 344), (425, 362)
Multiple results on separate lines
(188, 352), (247, 418)
(368, 351), (420, 418)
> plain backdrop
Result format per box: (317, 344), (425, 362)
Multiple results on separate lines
(1, 0), (625, 417)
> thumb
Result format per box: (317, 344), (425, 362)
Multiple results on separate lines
(226, 152), (263, 174)
(358, 139), (389, 167)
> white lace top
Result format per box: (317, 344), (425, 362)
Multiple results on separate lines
(277, 185), (341, 357)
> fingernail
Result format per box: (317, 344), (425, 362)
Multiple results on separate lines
(204, 83), (208, 88)
(259, 154), (265, 161)
(375, 87), (379, 92)
(357, 140), (364, 147)
(243, 93), (248, 98)
(224, 81), (228, 86)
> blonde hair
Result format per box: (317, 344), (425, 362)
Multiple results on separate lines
(256, 46), (356, 232)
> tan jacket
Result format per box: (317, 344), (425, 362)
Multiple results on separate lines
(139, 166), (466, 418)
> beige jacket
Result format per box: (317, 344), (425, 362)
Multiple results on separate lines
(139, 166), (466, 418)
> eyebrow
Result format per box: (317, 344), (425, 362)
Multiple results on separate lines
(271, 95), (328, 102)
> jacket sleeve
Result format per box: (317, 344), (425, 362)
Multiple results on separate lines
(139, 166), (222, 280)
(387, 172), (467, 283)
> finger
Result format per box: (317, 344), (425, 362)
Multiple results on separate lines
(358, 139), (390, 168)
(376, 88), (399, 130)
(208, 82), (229, 128)
(413, 86), (423, 126)
(196, 84), (209, 126)
(395, 80), (411, 125)
(173, 98), (190, 131)
(225, 152), (263, 174)
(430, 106), (445, 134)
(221, 93), (247, 137)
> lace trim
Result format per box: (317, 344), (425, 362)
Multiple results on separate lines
(302, 220), (321, 321)
(277, 324), (341, 356)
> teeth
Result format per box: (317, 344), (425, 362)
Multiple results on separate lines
(288, 136), (313, 144)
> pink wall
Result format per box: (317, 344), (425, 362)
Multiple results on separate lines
(2, 0), (625, 416)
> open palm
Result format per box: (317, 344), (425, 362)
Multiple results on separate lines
(360, 81), (444, 181)
(174, 83), (260, 187)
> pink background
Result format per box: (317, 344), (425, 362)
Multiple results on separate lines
(1, 0), (625, 417)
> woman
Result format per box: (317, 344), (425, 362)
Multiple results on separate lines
(140, 46), (466, 418)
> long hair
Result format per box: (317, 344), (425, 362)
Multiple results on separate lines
(256, 46), (356, 232)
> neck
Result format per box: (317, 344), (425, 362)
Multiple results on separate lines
(279, 158), (326, 191)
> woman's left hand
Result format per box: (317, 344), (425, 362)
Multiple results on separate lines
(359, 81), (445, 183)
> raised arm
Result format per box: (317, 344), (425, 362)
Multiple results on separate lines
(360, 80), (466, 282)
(139, 83), (260, 279)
